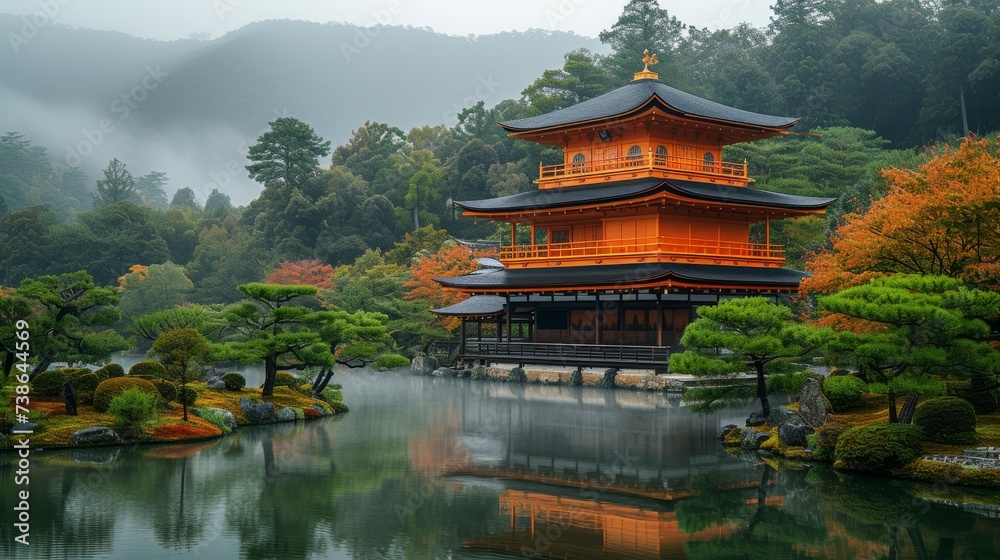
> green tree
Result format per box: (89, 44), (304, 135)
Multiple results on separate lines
(117, 263), (195, 321)
(18, 270), (130, 377)
(169, 187), (201, 212)
(0, 290), (32, 377)
(134, 171), (169, 210)
(203, 188), (233, 216)
(131, 306), (221, 342)
(669, 297), (828, 417)
(331, 121), (406, 183)
(819, 274), (1000, 422)
(221, 283), (391, 397)
(247, 117), (332, 187)
(0, 206), (57, 285)
(67, 201), (171, 284)
(522, 49), (614, 113)
(153, 328), (211, 421)
(92, 158), (136, 207)
(599, 0), (686, 84)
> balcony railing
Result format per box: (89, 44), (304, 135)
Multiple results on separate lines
(540, 153), (748, 181)
(464, 341), (670, 368)
(500, 236), (784, 262)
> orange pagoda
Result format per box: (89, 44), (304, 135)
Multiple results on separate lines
(433, 52), (834, 370)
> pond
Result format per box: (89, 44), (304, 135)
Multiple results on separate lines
(2, 369), (999, 559)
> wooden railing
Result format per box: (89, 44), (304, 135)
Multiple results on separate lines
(500, 236), (784, 261)
(464, 341), (669, 368)
(540, 153), (747, 180)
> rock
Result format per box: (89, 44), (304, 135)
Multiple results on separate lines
(195, 407), (237, 429)
(664, 379), (685, 393)
(798, 378), (829, 427)
(71, 427), (123, 446)
(207, 378), (227, 390)
(740, 428), (771, 450)
(569, 369), (583, 387)
(239, 398), (278, 424)
(431, 367), (456, 378)
(411, 356), (438, 376)
(718, 424), (739, 440)
(596, 368), (619, 388)
(767, 407), (805, 428)
(276, 407), (298, 422)
(746, 411), (767, 427)
(471, 365), (488, 380)
(13, 422), (40, 433)
(312, 404), (330, 417)
(63, 382), (78, 416)
(454, 368), (472, 379)
(508, 367), (527, 383)
(778, 422), (815, 447)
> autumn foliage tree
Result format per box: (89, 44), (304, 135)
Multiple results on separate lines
(265, 260), (335, 291)
(804, 137), (1000, 294)
(403, 243), (492, 331)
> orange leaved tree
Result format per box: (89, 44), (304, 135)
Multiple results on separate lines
(403, 243), (490, 331)
(803, 137), (1000, 294)
(265, 260), (336, 291)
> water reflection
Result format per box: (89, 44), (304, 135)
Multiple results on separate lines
(1, 371), (999, 559)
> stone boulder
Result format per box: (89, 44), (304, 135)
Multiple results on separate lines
(778, 422), (815, 447)
(71, 427), (123, 446)
(411, 356), (437, 376)
(740, 428), (771, 450)
(471, 365), (488, 380)
(508, 367), (528, 383)
(746, 411), (767, 427)
(596, 368), (619, 389)
(195, 407), (237, 429)
(569, 368), (583, 387)
(767, 407), (805, 428)
(718, 424), (739, 440)
(206, 377), (227, 390)
(239, 398), (278, 424)
(431, 367), (456, 378)
(798, 378), (829, 427)
(454, 368), (472, 379)
(276, 407), (298, 422)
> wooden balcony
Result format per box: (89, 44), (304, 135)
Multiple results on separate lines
(538, 153), (749, 188)
(463, 341), (670, 369)
(500, 236), (784, 268)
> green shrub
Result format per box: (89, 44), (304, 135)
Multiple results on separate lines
(221, 372), (246, 391)
(835, 423), (924, 473)
(31, 370), (66, 397)
(766, 372), (808, 395)
(374, 353), (410, 371)
(93, 377), (159, 412)
(823, 376), (867, 412)
(178, 386), (197, 407)
(152, 380), (178, 403)
(196, 408), (232, 435)
(274, 371), (299, 389)
(913, 397), (977, 444)
(68, 373), (101, 404)
(868, 376), (947, 398)
(329, 401), (349, 414)
(811, 423), (847, 462)
(828, 369), (854, 377)
(129, 361), (170, 379)
(108, 387), (158, 438)
(954, 375), (999, 414)
(99, 364), (125, 379)
(59, 367), (91, 377)
(321, 387), (343, 404)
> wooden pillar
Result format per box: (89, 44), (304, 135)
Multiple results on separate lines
(496, 315), (502, 343)
(529, 222), (536, 257)
(619, 293), (625, 343)
(461, 318), (467, 356)
(510, 222), (517, 249)
(505, 295), (512, 343)
(656, 292), (663, 347)
(765, 213), (771, 251)
(595, 295), (601, 345)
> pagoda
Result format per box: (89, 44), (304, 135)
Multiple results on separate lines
(433, 52), (834, 370)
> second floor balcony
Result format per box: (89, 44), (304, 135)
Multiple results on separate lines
(538, 152), (749, 189)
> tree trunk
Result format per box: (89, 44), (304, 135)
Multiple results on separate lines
(312, 367), (335, 395)
(888, 387), (898, 423)
(960, 85), (970, 138)
(412, 206), (420, 229)
(755, 362), (770, 418)
(262, 356), (277, 397)
(2, 351), (14, 378)
(29, 350), (55, 380)
(898, 393), (919, 425)
(181, 379), (189, 422)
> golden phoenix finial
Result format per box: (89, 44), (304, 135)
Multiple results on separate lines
(642, 49), (659, 72)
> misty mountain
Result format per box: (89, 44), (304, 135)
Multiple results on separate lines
(0, 17), (602, 204)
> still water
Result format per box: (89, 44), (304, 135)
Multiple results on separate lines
(3, 369), (1000, 559)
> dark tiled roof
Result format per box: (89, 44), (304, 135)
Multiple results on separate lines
(454, 179), (835, 213)
(432, 295), (506, 317)
(500, 79), (798, 132)
(435, 263), (809, 290)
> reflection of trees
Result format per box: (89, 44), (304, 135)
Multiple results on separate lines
(679, 466), (827, 560)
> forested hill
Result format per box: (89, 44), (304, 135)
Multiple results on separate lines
(0, 16), (602, 201)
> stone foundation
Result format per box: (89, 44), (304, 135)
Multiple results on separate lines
(452, 365), (687, 393)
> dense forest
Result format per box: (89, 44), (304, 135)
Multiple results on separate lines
(1, 0), (997, 352)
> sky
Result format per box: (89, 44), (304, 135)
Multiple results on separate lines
(3, 0), (775, 40)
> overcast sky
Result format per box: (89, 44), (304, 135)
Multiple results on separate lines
(4, 0), (775, 40)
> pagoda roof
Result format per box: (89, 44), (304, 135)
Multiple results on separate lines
(435, 263), (809, 291)
(454, 178), (835, 214)
(500, 79), (798, 133)
(432, 295), (506, 317)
